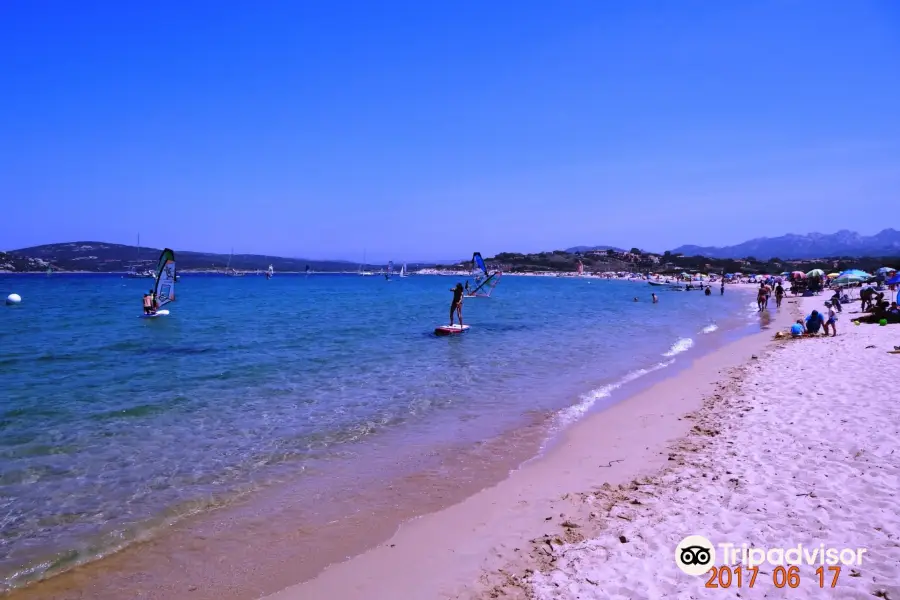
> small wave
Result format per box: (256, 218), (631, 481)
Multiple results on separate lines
(555, 360), (674, 428)
(663, 337), (694, 357)
(701, 324), (718, 334)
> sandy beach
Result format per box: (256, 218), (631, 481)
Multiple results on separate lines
(262, 293), (898, 600)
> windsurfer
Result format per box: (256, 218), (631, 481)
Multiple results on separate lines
(142, 292), (153, 314)
(465, 281), (471, 295)
(450, 283), (464, 326)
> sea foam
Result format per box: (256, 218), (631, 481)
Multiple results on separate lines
(663, 337), (694, 357)
(554, 360), (675, 429)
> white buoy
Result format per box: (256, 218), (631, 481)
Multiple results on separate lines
(6, 293), (21, 305)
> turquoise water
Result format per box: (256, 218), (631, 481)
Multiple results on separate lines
(0, 273), (751, 589)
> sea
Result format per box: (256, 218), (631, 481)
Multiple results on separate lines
(0, 273), (759, 595)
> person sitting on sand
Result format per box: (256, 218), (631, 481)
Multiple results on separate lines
(791, 320), (805, 338)
(449, 283), (464, 326)
(805, 310), (825, 335)
(704, 286), (711, 296)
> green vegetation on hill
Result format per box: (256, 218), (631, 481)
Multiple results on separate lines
(4, 242), (404, 273)
(444, 249), (900, 275)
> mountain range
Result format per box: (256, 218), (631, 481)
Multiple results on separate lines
(563, 245), (626, 254)
(669, 229), (900, 260)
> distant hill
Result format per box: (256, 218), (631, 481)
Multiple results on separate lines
(0, 252), (53, 272)
(671, 229), (900, 260)
(4, 242), (425, 273)
(564, 244), (625, 254)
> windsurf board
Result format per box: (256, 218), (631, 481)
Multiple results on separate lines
(434, 324), (470, 336)
(139, 310), (170, 319)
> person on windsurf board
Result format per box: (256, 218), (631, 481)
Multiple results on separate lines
(143, 292), (154, 315)
(450, 283), (464, 327)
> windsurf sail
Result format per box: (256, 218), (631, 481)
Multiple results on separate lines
(577, 260), (584, 276)
(469, 271), (502, 297)
(154, 249), (176, 308)
(472, 252), (488, 278)
(267, 264), (274, 278)
(400, 263), (407, 277)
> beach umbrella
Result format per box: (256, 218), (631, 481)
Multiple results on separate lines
(827, 272), (840, 278)
(876, 267), (896, 276)
(791, 271), (806, 279)
(806, 269), (825, 278)
(838, 269), (872, 278)
(834, 273), (868, 286)
(888, 273), (900, 285)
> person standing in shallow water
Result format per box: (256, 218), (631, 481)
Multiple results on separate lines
(449, 283), (464, 326)
(652, 293), (658, 304)
(775, 282), (785, 308)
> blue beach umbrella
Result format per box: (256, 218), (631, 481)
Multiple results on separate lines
(838, 269), (872, 278)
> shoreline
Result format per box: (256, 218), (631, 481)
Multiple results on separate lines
(2, 285), (763, 598)
(475, 294), (899, 599)
(261, 289), (795, 599)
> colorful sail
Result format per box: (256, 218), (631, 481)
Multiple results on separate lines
(472, 252), (488, 277)
(154, 249), (176, 308)
(469, 271), (502, 297)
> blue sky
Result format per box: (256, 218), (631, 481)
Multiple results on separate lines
(1, 1), (898, 261)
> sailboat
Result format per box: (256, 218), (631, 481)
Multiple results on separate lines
(225, 248), (245, 276)
(126, 234), (154, 278)
(359, 250), (373, 276)
(140, 249), (176, 318)
(399, 263), (408, 278)
(384, 261), (393, 281)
